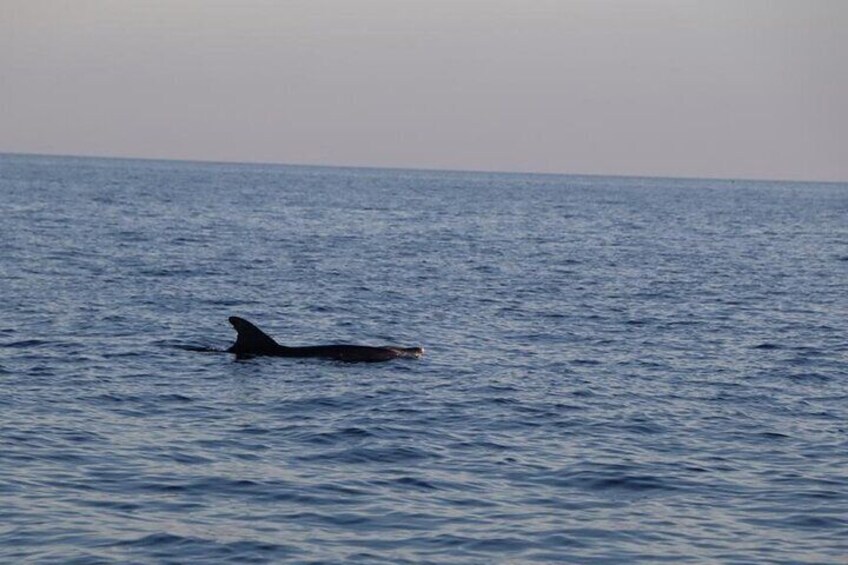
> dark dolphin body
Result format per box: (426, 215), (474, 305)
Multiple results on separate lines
(227, 316), (424, 362)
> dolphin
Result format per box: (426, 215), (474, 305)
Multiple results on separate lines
(226, 316), (424, 362)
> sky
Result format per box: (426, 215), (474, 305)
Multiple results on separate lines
(1, 0), (846, 181)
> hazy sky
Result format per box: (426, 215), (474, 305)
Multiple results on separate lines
(1, 0), (846, 181)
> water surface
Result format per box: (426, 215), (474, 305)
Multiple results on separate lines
(1, 154), (846, 563)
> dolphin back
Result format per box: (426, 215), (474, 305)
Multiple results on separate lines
(225, 316), (424, 362)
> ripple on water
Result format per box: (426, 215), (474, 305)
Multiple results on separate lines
(298, 445), (436, 465)
(520, 462), (694, 497)
(111, 533), (302, 562)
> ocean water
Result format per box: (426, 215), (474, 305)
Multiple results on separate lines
(1, 153), (846, 564)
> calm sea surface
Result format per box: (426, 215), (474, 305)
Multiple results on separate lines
(1, 154), (846, 564)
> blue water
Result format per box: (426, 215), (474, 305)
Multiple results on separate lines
(1, 153), (846, 564)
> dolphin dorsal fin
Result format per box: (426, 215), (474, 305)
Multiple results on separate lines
(227, 316), (281, 354)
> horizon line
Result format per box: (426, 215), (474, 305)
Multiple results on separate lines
(1, 150), (845, 186)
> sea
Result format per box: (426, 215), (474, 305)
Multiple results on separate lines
(1, 153), (846, 564)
